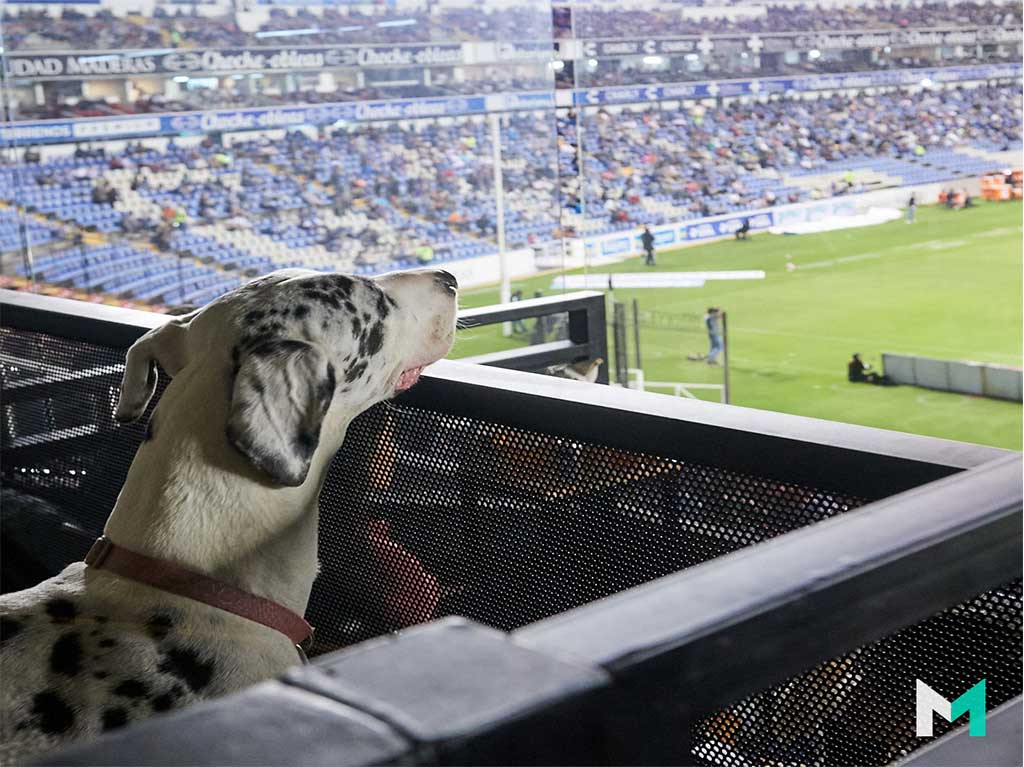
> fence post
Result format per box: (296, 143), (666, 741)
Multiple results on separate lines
(722, 310), (731, 404)
(632, 298), (642, 371)
(613, 301), (628, 387)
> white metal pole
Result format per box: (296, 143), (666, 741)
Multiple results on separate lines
(490, 111), (511, 336)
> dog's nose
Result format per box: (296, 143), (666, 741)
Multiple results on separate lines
(435, 270), (458, 290)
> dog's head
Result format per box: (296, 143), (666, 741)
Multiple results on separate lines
(115, 268), (458, 487)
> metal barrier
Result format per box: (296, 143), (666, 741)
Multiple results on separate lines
(882, 351), (1023, 402)
(1, 289), (1020, 767)
(456, 291), (608, 384)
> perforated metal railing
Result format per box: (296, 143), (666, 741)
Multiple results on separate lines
(1, 325), (869, 647)
(2, 321), (1021, 767)
(692, 579), (1022, 767)
(309, 401), (871, 651)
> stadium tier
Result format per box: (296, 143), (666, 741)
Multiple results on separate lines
(3, 2), (1019, 51)
(2, 79), (1019, 309)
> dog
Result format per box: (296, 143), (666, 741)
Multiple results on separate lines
(0, 267), (458, 764)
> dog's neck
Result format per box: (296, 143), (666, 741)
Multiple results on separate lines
(103, 363), (346, 616)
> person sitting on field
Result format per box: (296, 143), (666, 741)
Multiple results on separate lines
(848, 353), (892, 385)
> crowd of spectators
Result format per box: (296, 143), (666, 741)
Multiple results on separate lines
(577, 51), (1012, 88)
(2, 5), (548, 51)
(4, 83), (1019, 292)
(569, 1), (1021, 38)
(4, 0), (1018, 51)
(569, 84), (1019, 226)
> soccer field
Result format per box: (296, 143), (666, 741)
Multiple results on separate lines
(453, 201), (1023, 450)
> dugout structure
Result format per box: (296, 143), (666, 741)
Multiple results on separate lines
(1, 289), (1020, 767)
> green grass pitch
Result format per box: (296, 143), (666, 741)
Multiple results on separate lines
(452, 201), (1022, 450)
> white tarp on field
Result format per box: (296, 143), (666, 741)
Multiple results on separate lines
(551, 271), (765, 290)
(770, 206), (903, 235)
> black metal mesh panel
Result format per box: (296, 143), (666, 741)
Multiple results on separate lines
(306, 402), (867, 651)
(2, 325), (867, 642)
(693, 580), (1023, 767)
(1, 327), (163, 588)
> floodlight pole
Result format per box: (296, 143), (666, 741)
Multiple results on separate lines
(489, 112), (511, 336)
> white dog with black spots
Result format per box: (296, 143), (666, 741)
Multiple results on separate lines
(0, 268), (458, 764)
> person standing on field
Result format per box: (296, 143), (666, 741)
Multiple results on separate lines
(906, 193), (916, 223)
(705, 307), (724, 365)
(641, 226), (656, 266)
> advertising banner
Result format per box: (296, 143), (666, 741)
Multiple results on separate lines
(6, 44), (464, 80)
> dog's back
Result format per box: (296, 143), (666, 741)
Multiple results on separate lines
(1, 565), (298, 764)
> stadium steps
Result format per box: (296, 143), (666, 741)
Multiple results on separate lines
(782, 169), (899, 193)
(954, 146), (1024, 167)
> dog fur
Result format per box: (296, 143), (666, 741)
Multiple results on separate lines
(0, 268), (457, 764)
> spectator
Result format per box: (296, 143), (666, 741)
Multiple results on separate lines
(415, 244), (435, 265)
(848, 353), (892, 384)
(735, 218), (751, 241)
(641, 226), (656, 266)
(906, 194), (917, 224)
(510, 289), (528, 333)
(705, 307), (724, 365)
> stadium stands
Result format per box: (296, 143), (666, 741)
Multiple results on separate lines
(569, 0), (1021, 37)
(2, 80), (1019, 307)
(4, 1), (1018, 51)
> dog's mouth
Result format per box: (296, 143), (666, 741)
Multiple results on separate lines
(395, 366), (425, 392)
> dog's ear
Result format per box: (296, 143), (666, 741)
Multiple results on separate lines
(226, 339), (336, 487)
(115, 320), (190, 423)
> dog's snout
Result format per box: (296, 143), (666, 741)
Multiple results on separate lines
(435, 270), (458, 291)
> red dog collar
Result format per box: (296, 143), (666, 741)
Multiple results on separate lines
(85, 536), (314, 652)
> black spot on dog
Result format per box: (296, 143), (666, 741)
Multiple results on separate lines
(151, 693), (176, 713)
(113, 679), (150, 699)
(330, 275), (354, 294)
(344, 300), (356, 314)
(98, 638), (117, 648)
(32, 691), (74, 735)
(293, 430), (318, 459)
(321, 363), (336, 400)
(303, 289), (341, 310)
(351, 316), (362, 338)
(257, 321), (285, 336)
(94, 671), (110, 680)
(251, 339), (307, 357)
(361, 323), (384, 356)
(147, 613), (174, 640)
(385, 294), (398, 309)
(50, 632), (83, 677)
(102, 708), (129, 732)
(1, 616), (22, 643)
(375, 293), (391, 318)
(157, 648), (214, 693)
(244, 310), (265, 324)
(345, 361), (368, 383)
(45, 599), (77, 623)
(251, 377), (265, 396)
(293, 304), (311, 320)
